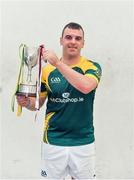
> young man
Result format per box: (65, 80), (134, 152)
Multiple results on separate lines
(17, 22), (102, 179)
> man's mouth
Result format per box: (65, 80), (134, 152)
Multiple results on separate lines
(68, 46), (77, 49)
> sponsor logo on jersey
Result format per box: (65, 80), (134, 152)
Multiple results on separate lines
(50, 92), (84, 103)
(50, 77), (61, 83)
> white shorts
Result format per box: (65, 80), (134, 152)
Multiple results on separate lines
(41, 142), (96, 180)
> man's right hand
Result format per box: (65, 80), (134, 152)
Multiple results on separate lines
(16, 95), (45, 110)
(16, 95), (29, 108)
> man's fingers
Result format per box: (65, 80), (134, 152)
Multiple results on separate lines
(16, 96), (28, 107)
(42, 49), (49, 62)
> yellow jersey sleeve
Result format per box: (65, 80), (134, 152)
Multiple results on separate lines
(85, 61), (102, 84)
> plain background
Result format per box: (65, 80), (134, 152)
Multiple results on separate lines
(0, 0), (134, 179)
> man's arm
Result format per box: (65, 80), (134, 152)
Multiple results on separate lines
(43, 50), (98, 94)
(56, 61), (98, 94)
(17, 96), (46, 111)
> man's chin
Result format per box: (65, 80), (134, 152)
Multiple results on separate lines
(68, 53), (78, 59)
(68, 51), (77, 56)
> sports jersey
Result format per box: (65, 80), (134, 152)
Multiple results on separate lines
(40, 56), (102, 146)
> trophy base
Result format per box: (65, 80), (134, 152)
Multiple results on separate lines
(16, 92), (36, 97)
(16, 83), (37, 97)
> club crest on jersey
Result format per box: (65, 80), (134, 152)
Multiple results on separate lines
(62, 92), (70, 98)
(95, 69), (101, 78)
(50, 77), (61, 83)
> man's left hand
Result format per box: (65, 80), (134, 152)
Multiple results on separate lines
(42, 50), (60, 67)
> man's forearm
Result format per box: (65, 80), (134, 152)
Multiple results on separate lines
(56, 61), (97, 94)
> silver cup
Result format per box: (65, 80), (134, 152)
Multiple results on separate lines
(16, 46), (39, 97)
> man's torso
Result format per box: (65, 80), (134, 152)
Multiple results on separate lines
(40, 56), (101, 146)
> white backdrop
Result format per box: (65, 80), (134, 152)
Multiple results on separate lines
(1, 0), (134, 179)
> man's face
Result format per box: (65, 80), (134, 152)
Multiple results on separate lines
(60, 27), (84, 57)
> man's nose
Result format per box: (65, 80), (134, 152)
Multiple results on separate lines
(71, 37), (76, 43)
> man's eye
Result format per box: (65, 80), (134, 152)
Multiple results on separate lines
(75, 36), (82, 41)
(64, 35), (82, 41)
(65, 35), (72, 40)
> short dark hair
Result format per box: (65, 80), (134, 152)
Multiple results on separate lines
(61, 22), (84, 37)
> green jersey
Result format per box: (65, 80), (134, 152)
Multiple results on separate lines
(40, 56), (102, 146)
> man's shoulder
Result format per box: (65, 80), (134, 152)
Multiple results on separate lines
(42, 63), (55, 70)
(42, 64), (56, 75)
(81, 56), (102, 70)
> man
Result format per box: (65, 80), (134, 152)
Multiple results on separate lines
(17, 22), (102, 179)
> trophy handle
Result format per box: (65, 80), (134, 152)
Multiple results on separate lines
(11, 44), (26, 115)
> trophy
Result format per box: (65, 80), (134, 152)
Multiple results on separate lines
(16, 45), (39, 97)
(11, 44), (44, 115)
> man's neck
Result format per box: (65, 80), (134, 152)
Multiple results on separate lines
(61, 55), (81, 66)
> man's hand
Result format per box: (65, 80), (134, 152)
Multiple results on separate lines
(42, 50), (60, 67)
(16, 96), (29, 108)
(17, 95), (46, 110)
